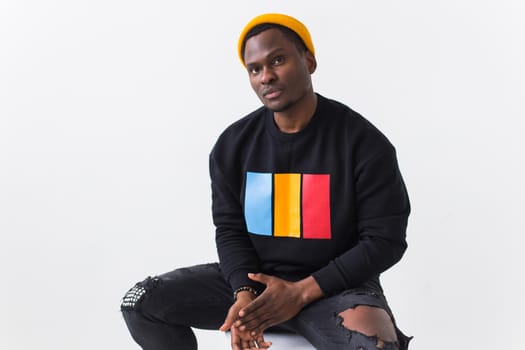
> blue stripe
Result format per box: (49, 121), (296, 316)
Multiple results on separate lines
(244, 172), (272, 236)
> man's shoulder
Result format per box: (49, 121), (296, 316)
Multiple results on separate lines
(319, 95), (383, 133)
(318, 94), (394, 151)
(220, 105), (266, 138)
(210, 105), (267, 157)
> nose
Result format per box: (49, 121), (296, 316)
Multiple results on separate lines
(260, 66), (276, 85)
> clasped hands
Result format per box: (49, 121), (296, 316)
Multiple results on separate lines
(220, 273), (323, 350)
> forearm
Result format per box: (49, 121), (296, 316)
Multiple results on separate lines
(310, 148), (410, 295)
(216, 231), (264, 292)
(312, 230), (408, 295)
(296, 275), (324, 306)
(211, 153), (263, 291)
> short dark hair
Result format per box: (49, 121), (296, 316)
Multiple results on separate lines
(241, 23), (308, 61)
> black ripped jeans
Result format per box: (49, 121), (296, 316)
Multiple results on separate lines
(121, 263), (412, 350)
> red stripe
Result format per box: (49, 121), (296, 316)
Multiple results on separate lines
(302, 174), (331, 239)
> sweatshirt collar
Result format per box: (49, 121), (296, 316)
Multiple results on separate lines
(265, 93), (324, 142)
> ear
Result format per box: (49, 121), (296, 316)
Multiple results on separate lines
(304, 50), (317, 74)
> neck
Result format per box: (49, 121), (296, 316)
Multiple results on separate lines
(274, 92), (317, 133)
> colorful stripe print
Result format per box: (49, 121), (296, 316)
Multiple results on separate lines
(244, 172), (331, 239)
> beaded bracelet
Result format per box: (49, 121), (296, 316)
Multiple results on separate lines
(233, 286), (258, 300)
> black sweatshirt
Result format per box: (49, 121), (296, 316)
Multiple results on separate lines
(210, 94), (410, 296)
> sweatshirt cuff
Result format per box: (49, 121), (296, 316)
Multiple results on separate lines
(311, 262), (348, 296)
(229, 270), (266, 295)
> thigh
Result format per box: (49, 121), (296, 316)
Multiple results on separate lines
(122, 263), (234, 330)
(288, 289), (411, 350)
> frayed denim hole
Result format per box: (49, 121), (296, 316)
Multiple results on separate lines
(120, 276), (161, 311)
(337, 311), (400, 350)
(334, 312), (354, 344)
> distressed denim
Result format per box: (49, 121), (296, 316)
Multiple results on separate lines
(121, 263), (412, 350)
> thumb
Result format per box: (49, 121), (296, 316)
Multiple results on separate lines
(248, 272), (270, 284)
(219, 305), (239, 331)
(219, 317), (232, 332)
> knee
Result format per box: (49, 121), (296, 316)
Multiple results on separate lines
(338, 305), (398, 349)
(121, 276), (161, 313)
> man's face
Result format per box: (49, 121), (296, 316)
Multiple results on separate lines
(243, 28), (316, 113)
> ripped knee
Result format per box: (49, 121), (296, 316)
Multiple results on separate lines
(337, 305), (398, 349)
(121, 276), (160, 311)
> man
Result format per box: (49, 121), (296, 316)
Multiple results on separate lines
(121, 13), (412, 350)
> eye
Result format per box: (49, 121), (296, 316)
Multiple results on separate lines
(272, 56), (284, 66)
(248, 65), (260, 75)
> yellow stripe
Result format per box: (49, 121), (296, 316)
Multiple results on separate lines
(274, 173), (301, 238)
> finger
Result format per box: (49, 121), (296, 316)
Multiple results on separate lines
(230, 332), (242, 350)
(247, 272), (270, 284)
(237, 316), (269, 334)
(242, 337), (255, 350)
(255, 334), (272, 349)
(221, 305), (241, 331)
(220, 313), (234, 331)
(236, 311), (262, 327)
(234, 317), (264, 331)
(248, 316), (274, 336)
(238, 312), (270, 332)
(238, 295), (267, 317)
(236, 306), (265, 326)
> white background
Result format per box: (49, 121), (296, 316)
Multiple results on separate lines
(1, 1), (524, 349)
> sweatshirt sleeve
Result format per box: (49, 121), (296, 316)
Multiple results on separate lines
(209, 152), (265, 294)
(312, 148), (410, 295)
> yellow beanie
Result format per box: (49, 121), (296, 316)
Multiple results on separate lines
(237, 13), (315, 66)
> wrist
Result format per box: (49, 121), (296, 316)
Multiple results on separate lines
(297, 276), (324, 305)
(233, 286), (258, 301)
(235, 291), (256, 304)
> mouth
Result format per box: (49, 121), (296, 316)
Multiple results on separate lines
(262, 88), (282, 100)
